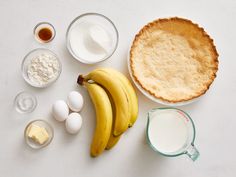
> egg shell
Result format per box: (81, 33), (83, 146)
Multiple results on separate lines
(67, 91), (84, 112)
(65, 112), (82, 134)
(52, 100), (69, 122)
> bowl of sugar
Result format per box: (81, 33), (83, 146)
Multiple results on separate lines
(66, 13), (119, 64)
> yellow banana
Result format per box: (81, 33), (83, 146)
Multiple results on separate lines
(96, 68), (139, 127)
(78, 70), (129, 136)
(84, 82), (113, 157)
(106, 134), (121, 150)
(105, 90), (122, 150)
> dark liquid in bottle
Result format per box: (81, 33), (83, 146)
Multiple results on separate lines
(38, 28), (52, 42)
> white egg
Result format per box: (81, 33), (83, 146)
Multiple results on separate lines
(65, 113), (82, 134)
(52, 100), (69, 122)
(67, 91), (84, 112)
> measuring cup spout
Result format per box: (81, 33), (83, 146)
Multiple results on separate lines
(186, 144), (200, 161)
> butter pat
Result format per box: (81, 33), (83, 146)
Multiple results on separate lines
(27, 124), (49, 145)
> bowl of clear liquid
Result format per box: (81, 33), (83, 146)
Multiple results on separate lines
(14, 91), (37, 114)
(146, 107), (200, 161)
(66, 13), (119, 64)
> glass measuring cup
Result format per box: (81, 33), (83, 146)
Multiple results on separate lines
(146, 107), (199, 161)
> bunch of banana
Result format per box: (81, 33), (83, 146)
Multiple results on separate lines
(77, 68), (138, 157)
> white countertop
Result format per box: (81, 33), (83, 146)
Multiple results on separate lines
(1, 0), (235, 177)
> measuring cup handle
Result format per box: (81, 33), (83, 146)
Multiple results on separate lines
(186, 144), (200, 161)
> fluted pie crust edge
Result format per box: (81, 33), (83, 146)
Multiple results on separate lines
(130, 17), (219, 103)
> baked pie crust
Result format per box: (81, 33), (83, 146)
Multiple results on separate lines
(130, 17), (218, 103)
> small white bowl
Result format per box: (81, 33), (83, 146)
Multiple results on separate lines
(21, 48), (62, 88)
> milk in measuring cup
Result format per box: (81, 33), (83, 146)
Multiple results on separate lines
(148, 109), (189, 154)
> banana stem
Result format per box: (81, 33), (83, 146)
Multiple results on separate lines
(77, 75), (85, 85)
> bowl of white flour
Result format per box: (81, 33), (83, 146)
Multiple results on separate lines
(21, 48), (62, 88)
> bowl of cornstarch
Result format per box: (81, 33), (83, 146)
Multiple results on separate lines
(21, 48), (62, 88)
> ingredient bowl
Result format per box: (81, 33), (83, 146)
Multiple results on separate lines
(21, 48), (62, 88)
(66, 13), (119, 64)
(14, 91), (37, 114)
(34, 22), (56, 43)
(24, 119), (54, 149)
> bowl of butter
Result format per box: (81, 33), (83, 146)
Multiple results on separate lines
(24, 119), (54, 149)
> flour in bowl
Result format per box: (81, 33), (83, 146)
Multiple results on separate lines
(27, 53), (60, 86)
